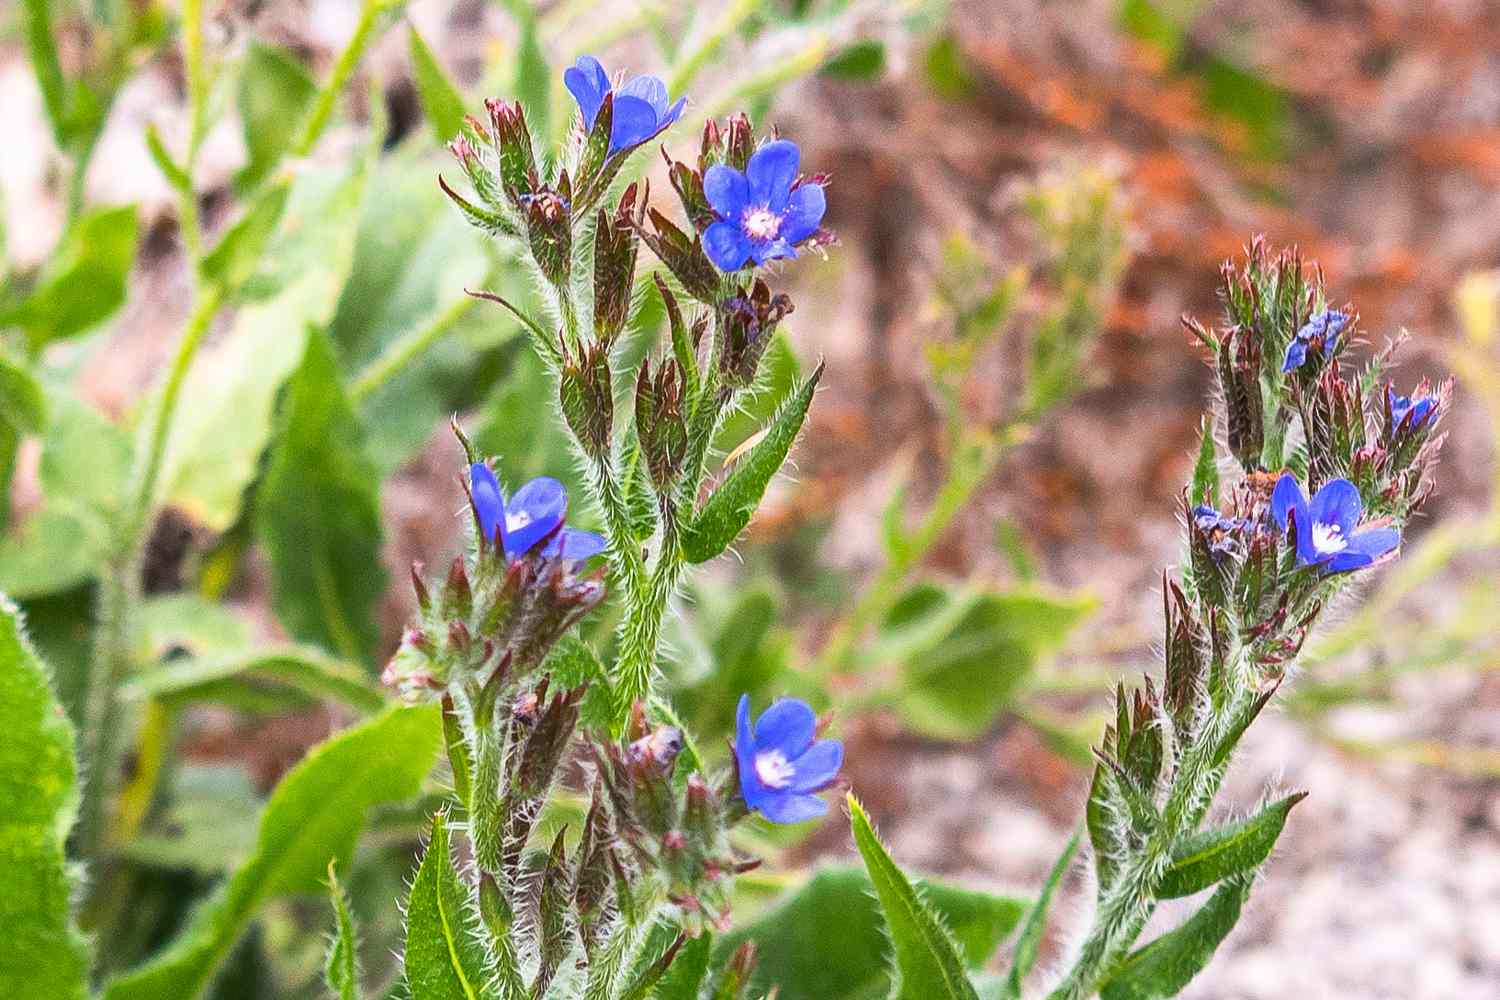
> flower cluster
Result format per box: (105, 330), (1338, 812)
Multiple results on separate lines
(702, 140), (827, 270)
(1282, 307), (1350, 372)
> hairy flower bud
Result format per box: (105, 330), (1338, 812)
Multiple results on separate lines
(524, 181), (573, 287)
(560, 341), (614, 458)
(638, 208), (721, 303)
(635, 358), (689, 490)
(665, 149), (715, 232)
(724, 113), (754, 171)
(484, 97), (536, 198)
(720, 280), (793, 387)
(593, 184), (644, 343)
(1215, 329), (1264, 470)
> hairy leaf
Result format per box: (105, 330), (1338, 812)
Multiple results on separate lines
(257, 328), (386, 665)
(849, 794), (981, 1000)
(1191, 418), (1218, 507)
(0, 598), (90, 1000)
(682, 363), (823, 564)
(122, 644), (385, 714)
(1158, 793), (1305, 899)
(1001, 828), (1079, 998)
(409, 27), (467, 143)
(405, 810), (490, 1000)
(714, 865), (1026, 1000)
(325, 861), (361, 1000)
(102, 704), (441, 1000)
(1098, 874), (1253, 1000)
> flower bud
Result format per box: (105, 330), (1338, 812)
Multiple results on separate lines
(724, 113), (754, 171)
(635, 358), (689, 491)
(524, 181), (573, 287)
(665, 149), (715, 232)
(593, 184), (643, 344)
(638, 208), (721, 303)
(533, 829), (573, 999)
(720, 280), (793, 387)
(483, 97), (536, 199)
(560, 341), (614, 458)
(515, 684), (585, 799)
(1216, 330), (1264, 470)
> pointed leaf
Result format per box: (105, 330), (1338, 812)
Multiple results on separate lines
(199, 182), (291, 294)
(405, 811), (490, 1000)
(1158, 792), (1305, 899)
(1001, 828), (1079, 998)
(1191, 419), (1218, 507)
(121, 644), (385, 714)
(713, 866), (1026, 1000)
(235, 41), (317, 191)
(848, 794), (981, 1000)
(102, 704), (442, 1000)
(682, 363), (823, 564)
(0, 598), (89, 1000)
(651, 932), (713, 1000)
(1098, 874), (1253, 1000)
(0, 206), (138, 348)
(257, 328), (386, 665)
(409, 27), (467, 143)
(325, 861), (362, 1000)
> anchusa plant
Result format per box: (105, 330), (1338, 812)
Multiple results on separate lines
(370, 54), (847, 997)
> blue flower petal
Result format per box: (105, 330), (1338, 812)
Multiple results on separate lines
(753, 698), (817, 757)
(749, 238), (795, 265)
(704, 164), (750, 219)
(1282, 338), (1308, 373)
(469, 463), (506, 549)
(746, 140), (800, 212)
(552, 528), (606, 562)
(505, 477), (567, 558)
(1270, 474), (1306, 532)
(1309, 478), (1362, 536)
(735, 695), (764, 803)
(756, 792), (828, 824)
(787, 739), (842, 793)
(780, 183), (826, 244)
(1292, 506), (1319, 566)
(662, 96), (687, 129)
(565, 56), (610, 130)
(609, 95), (661, 154)
(1326, 526), (1400, 574)
(704, 220), (752, 271)
(617, 74), (668, 116)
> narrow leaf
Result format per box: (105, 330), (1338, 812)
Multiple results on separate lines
(848, 794), (980, 1000)
(325, 861), (362, 1000)
(682, 363), (823, 564)
(651, 932), (713, 1000)
(1001, 828), (1079, 998)
(405, 810), (490, 1000)
(101, 704), (442, 1000)
(0, 598), (89, 1000)
(257, 327), (386, 665)
(19, 0), (69, 144)
(199, 182), (291, 294)
(1158, 792), (1305, 899)
(121, 644), (385, 714)
(145, 123), (191, 191)
(409, 27), (467, 143)
(1191, 418), (1217, 507)
(1098, 874), (1254, 1000)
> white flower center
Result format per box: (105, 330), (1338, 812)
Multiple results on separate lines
(506, 510), (531, 532)
(1311, 521), (1347, 554)
(754, 749), (796, 789)
(742, 207), (781, 240)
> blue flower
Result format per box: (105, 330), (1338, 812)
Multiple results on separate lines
(1271, 474), (1399, 574)
(734, 694), (842, 824)
(1191, 504), (1247, 562)
(469, 463), (605, 563)
(1388, 390), (1437, 431)
(564, 55), (685, 156)
(1281, 309), (1349, 373)
(703, 140), (826, 271)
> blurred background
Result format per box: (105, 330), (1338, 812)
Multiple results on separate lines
(4, 0), (1500, 996)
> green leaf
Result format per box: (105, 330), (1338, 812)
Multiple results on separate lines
(404, 810), (490, 1000)
(1190, 418), (1217, 507)
(163, 160), (369, 532)
(137, 593), (250, 659)
(101, 704), (442, 1000)
(116, 764), (260, 875)
(848, 794), (981, 1000)
(1098, 874), (1254, 1000)
(257, 328), (385, 665)
(1158, 792), (1305, 899)
(145, 123), (191, 191)
(1, 206), (138, 348)
(682, 363), (823, 564)
(0, 352), (45, 435)
(409, 27), (467, 144)
(199, 182), (291, 294)
(821, 40), (886, 80)
(19, 0), (69, 145)
(0, 597), (90, 1000)
(325, 861), (362, 1000)
(651, 933), (712, 1000)
(715, 866), (1026, 1000)
(1000, 829), (1079, 999)
(122, 644), (385, 714)
(235, 41), (318, 191)
(891, 588), (1093, 740)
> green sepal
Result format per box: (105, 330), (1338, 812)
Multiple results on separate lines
(1158, 792), (1305, 899)
(1190, 418), (1218, 507)
(681, 363), (823, 564)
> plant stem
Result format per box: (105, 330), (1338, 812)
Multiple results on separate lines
(294, 0), (392, 158)
(347, 288), (484, 403)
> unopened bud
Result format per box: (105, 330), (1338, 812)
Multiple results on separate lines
(524, 184), (573, 287)
(720, 280), (793, 387)
(635, 359), (689, 490)
(484, 98), (536, 198)
(561, 341), (614, 457)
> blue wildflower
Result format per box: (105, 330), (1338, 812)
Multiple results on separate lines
(1388, 390), (1438, 432)
(1271, 474), (1399, 574)
(1281, 309), (1349, 373)
(1191, 504), (1247, 562)
(734, 694), (843, 824)
(469, 463), (605, 563)
(564, 55), (686, 156)
(703, 140), (826, 271)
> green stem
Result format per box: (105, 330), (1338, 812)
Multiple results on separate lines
(348, 289), (483, 403)
(77, 283), (223, 865)
(614, 500), (682, 722)
(294, 0), (391, 158)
